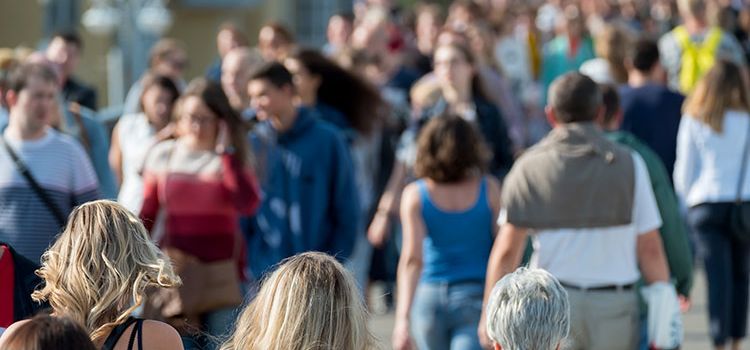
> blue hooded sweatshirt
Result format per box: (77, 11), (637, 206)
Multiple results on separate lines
(245, 107), (360, 278)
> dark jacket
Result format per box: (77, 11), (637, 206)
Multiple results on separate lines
(1, 242), (48, 321)
(62, 77), (98, 111)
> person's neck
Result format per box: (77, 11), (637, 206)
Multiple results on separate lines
(628, 70), (656, 87)
(271, 106), (299, 133)
(300, 94), (316, 107)
(5, 117), (47, 141)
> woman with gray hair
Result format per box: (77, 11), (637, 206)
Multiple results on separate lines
(485, 267), (570, 350)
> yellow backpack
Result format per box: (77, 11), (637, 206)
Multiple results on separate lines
(673, 26), (723, 94)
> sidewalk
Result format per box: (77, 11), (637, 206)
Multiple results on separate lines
(368, 269), (748, 349)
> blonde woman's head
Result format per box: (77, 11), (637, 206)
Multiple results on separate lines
(32, 200), (180, 342)
(221, 252), (377, 350)
(683, 59), (750, 133)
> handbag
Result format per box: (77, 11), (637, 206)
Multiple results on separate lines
(143, 141), (243, 321)
(729, 117), (750, 241)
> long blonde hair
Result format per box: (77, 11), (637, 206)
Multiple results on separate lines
(31, 200), (180, 343)
(683, 59), (750, 133)
(220, 252), (377, 350)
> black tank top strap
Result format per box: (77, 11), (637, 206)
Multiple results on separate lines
(101, 317), (140, 350)
(126, 318), (144, 350)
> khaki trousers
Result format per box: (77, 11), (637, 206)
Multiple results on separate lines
(565, 287), (639, 350)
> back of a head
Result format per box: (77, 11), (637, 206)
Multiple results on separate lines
(599, 84), (621, 127)
(677, 0), (706, 20)
(414, 114), (490, 183)
(683, 59), (750, 133)
(548, 72), (602, 123)
(1, 315), (96, 350)
(486, 267), (570, 350)
(32, 200), (179, 342)
(628, 38), (660, 73)
(221, 252), (374, 350)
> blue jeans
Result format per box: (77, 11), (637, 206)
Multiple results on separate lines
(411, 281), (484, 350)
(688, 203), (750, 346)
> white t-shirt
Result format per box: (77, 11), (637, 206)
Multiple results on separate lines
(499, 152), (662, 287)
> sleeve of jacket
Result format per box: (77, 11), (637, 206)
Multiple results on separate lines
(639, 142), (694, 297)
(327, 133), (361, 261)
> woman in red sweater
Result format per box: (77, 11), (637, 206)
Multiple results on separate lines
(140, 78), (260, 349)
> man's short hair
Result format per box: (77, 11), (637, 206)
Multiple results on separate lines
(486, 267), (570, 350)
(629, 38), (660, 72)
(249, 61), (294, 89)
(6, 63), (58, 93)
(52, 31), (83, 51)
(548, 72), (602, 123)
(600, 84), (620, 125)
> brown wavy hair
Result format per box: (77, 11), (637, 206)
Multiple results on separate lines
(414, 114), (491, 183)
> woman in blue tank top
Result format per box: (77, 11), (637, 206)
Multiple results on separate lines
(392, 115), (501, 350)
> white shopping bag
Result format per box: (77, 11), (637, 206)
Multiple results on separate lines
(641, 282), (683, 349)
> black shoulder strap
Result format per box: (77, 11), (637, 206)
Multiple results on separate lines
(102, 317), (139, 350)
(0, 135), (66, 226)
(126, 319), (144, 350)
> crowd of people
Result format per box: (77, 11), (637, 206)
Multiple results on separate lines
(1, 0), (750, 349)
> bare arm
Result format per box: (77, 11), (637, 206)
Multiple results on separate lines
(486, 176), (502, 238)
(478, 222), (528, 349)
(368, 160), (408, 247)
(392, 184), (425, 350)
(637, 230), (670, 284)
(109, 123), (123, 188)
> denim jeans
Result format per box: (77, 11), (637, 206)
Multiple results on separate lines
(411, 281), (484, 350)
(181, 306), (241, 350)
(688, 203), (750, 346)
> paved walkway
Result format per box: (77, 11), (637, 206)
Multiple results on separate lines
(368, 268), (749, 349)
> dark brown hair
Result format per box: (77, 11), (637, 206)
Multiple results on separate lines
(600, 84), (620, 125)
(6, 62), (58, 93)
(415, 114), (490, 183)
(290, 49), (385, 135)
(139, 73), (180, 112)
(179, 78), (251, 164)
(2, 315), (97, 350)
(548, 72), (602, 123)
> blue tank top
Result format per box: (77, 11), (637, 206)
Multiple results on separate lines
(418, 177), (494, 283)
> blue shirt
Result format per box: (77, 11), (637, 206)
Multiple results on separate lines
(418, 178), (493, 283)
(619, 84), (684, 178)
(245, 108), (360, 278)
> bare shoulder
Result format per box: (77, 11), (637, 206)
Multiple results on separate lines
(401, 182), (422, 211)
(0, 319), (30, 345)
(140, 320), (183, 350)
(486, 176), (502, 198)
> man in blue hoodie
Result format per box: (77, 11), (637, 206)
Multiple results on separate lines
(245, 62), (360, 278)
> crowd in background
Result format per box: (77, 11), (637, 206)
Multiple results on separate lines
(1, 0), (750, 349)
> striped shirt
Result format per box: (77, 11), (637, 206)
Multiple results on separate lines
(0, 128), (100, 262)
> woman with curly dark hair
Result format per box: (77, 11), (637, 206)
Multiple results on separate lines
(391, 115), (501, 350)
